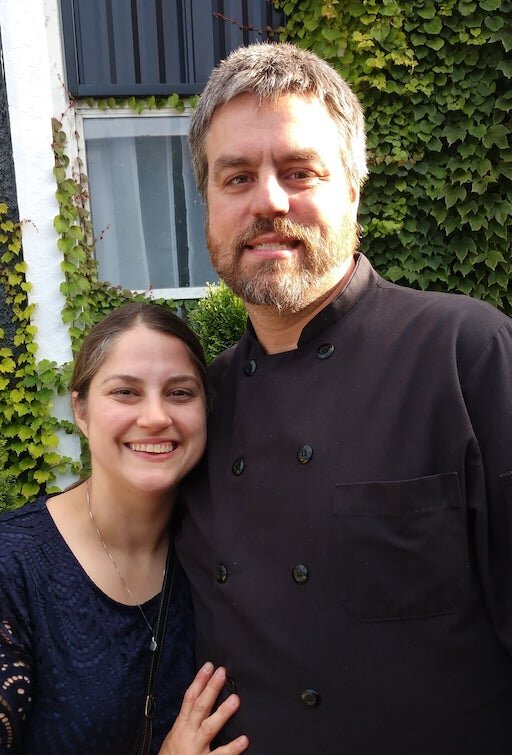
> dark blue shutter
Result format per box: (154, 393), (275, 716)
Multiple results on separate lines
(60, 0), (285, 97)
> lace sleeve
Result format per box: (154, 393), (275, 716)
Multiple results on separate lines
(0, 612), (33, 751)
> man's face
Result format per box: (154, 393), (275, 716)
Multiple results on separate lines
(204, 93), (360, 313)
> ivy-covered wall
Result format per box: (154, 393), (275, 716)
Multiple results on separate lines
(1, 0), (511, 508)
(277, 0), (512, 311)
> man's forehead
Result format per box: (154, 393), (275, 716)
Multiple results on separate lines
(210, 90), (323, 119)
(206, 92), (336, 149)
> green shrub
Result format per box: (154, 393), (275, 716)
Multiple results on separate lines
(0, 438), (20, 512)
(189, 282), (247, 363)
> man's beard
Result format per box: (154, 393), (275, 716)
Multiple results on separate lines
(207, 216), (359, 313)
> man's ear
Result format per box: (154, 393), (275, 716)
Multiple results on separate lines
(72, 391), (88, 438)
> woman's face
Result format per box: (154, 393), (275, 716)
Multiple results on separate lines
(73, 324), (207, 501)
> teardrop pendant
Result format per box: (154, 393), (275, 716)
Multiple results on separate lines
(149, 637), (157, 652)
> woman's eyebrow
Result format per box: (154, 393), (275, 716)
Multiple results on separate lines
(101, 374), (199, 386)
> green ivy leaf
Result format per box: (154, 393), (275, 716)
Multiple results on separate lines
(459, 2), (478, 16)
(482, 124), (509, 149)
(423, 17), (442, 34)
(22, 482), (40, 498)
(444, 185), (467, 208)
(443, 125), (466, 145)
(484, 15), (504, 31)
(494, 201), (512, 225)
(497, 58), (512, 77)
(57, 236), (76, 254)
(53, 215), (69, 234)
(416, 3), (436, 19)
(485, 249), (505, 270)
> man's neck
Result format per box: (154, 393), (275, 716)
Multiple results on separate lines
(246, 256), (356, 355)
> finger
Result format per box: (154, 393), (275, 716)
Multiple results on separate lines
(211, 734), (249, 754)
(186, 666), (228, 728)
(195, 693), (241, 747)
(177, 662), (215, 722)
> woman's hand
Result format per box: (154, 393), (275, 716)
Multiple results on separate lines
(158, 663), (249, 754)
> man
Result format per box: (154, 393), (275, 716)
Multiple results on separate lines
(177, 43), (512, 754)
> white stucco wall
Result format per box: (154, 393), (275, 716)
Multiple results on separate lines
(0, 0), (81, 478)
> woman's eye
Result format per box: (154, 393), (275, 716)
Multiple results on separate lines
(169, 389), (193, 399)
(111, 388), (136, 397)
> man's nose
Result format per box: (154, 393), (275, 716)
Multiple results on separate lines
(250, 174), (289, 217)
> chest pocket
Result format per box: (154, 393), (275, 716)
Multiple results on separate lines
(333, 472), (467, 621)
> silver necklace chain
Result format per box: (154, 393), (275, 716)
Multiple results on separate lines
(86, 482), (160, 652)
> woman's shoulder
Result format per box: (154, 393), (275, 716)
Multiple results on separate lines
(0, 496), (55, 562)
(0, 495), (49, 527)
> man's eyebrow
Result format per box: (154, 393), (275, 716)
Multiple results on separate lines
(212, 150), (325, 175)
(282, 149), (325, 162)
(212, 155), (252, 176)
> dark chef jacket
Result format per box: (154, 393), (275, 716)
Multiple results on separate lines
(177, 253), (512, 754)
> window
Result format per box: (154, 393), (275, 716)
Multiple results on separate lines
(82, 110), (216, 297)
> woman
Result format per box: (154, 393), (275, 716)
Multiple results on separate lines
(0, 302), (248, 754)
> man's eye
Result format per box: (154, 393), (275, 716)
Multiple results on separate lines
(228, 174), (250, 186)
(289, 170), (315, 180)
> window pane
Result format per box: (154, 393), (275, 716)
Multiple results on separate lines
(83, 115), (218, 291)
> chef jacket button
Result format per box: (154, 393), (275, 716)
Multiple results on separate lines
(216, 563), (228, 583)
(243, 359), (257, 376)
(232, 456), (245, 476)
(225, 675), (237, 694)
(297, 445), (313, 464)
(317, 343), (335, 359)
(292, 564), (309, 584)
(300, 689), (321, 708)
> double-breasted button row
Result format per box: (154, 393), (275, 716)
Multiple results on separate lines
(216, 562), (310, 585)
(242, 344), (334, 378)
(232, 447), (313, 476)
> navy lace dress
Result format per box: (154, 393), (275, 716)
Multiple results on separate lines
(0, 497), (195, 754)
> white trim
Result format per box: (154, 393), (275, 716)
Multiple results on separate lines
(76, 103), (195, 119)
(137, 286), (211, 300)
(0, 0), (72, 364)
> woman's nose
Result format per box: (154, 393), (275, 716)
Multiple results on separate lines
(136, 397), (173, 428)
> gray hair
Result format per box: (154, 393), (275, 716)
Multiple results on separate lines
(188, 42), (368, 198)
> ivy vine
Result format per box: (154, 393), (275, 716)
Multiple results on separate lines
(0, 202), (78, 508)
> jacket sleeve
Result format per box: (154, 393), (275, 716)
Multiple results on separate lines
(462, 318), (512, 653)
